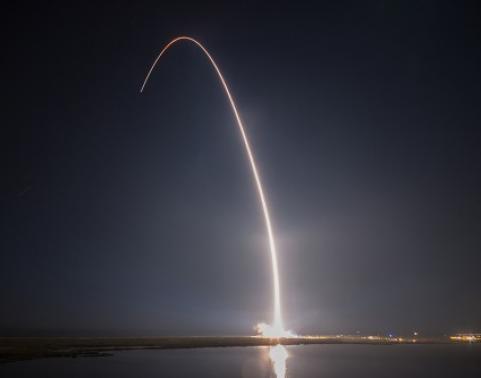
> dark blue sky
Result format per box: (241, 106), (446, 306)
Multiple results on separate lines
(2, 1), (481, 336)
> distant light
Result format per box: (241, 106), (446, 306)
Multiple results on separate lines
(450, 334), (481, 343)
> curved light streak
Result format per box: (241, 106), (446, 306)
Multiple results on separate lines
(140, 36), (286, 335)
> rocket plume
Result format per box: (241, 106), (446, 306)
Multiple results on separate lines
(140, 36), (291, 337)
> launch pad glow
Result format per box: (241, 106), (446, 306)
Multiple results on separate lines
(140, 36), (292, 338)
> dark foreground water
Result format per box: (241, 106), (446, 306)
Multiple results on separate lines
(2, 344), (481, 378)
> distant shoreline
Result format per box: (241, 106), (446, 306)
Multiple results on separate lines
(0, 336), (476, 364)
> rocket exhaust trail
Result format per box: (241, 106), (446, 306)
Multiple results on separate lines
(140, 36), (289, 336)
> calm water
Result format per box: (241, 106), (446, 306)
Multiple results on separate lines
(2, 344), (481, 377)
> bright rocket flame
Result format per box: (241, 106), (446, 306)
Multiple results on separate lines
(269, 345), (288, 378)
(256, 323), (297, 338)
(141, 36), (292, 337)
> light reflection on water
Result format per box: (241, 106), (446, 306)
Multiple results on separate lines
(269, 344), (288, 378)
(2, 344), (481, 378)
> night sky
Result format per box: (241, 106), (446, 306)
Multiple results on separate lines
(2, 1), (481, 337)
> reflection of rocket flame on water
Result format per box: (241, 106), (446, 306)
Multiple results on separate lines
(140, 36), (293, 338)
(269, 345), (288, 378)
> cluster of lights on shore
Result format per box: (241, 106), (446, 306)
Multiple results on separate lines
(450, 334), (481, 342)
(141, 36), (295, 377)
